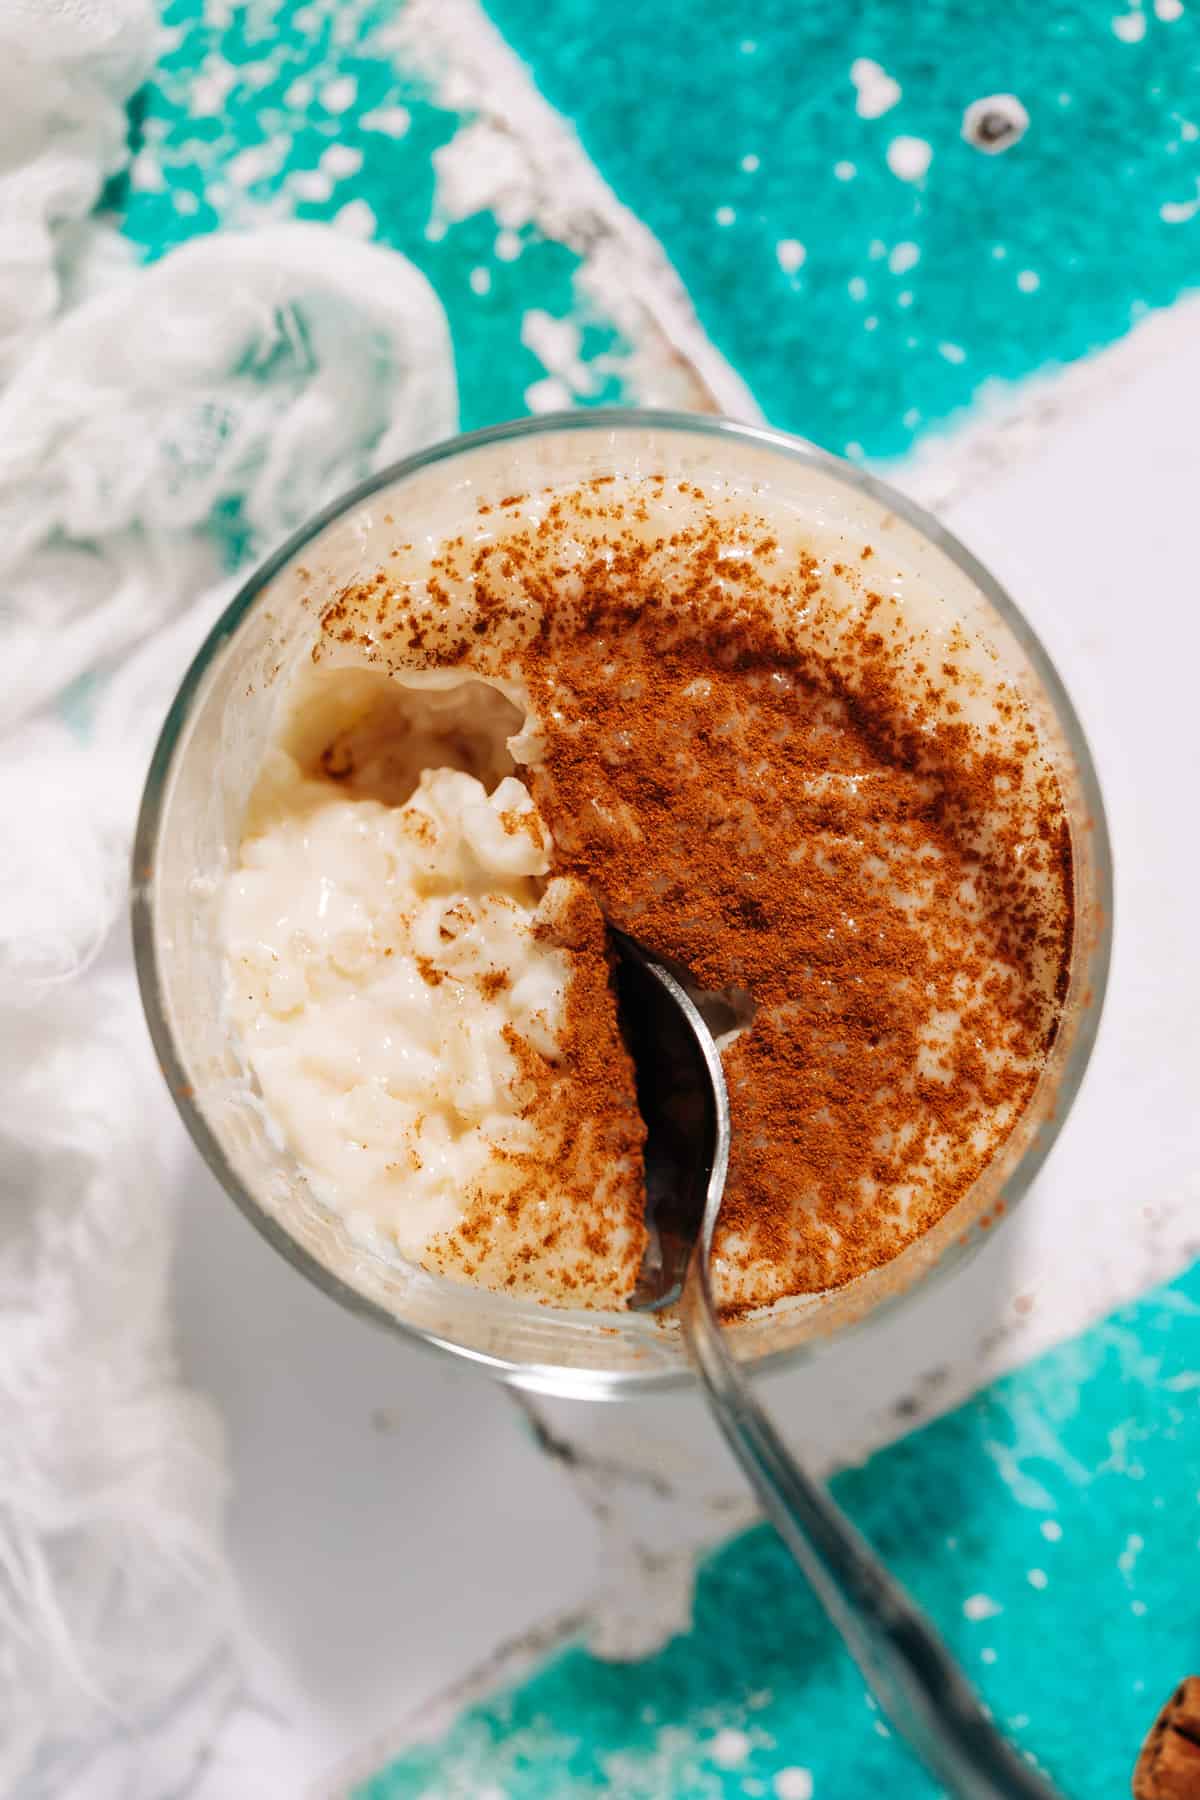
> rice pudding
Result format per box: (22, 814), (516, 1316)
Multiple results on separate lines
(222, 469), (1072, 1315)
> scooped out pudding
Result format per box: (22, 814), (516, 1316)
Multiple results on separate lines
(226, 678), (648, 1307)
(222, 469), (1073, 1315)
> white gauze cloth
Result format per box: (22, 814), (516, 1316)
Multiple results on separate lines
(0, 4), (459, 1792)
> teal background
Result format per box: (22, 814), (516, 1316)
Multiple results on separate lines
(486, 0), (1200, 458)
(357, 1263), (1200, 1798)
(115, 0), (1200, 460)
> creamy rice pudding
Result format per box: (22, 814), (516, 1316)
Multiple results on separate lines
(223, 471), (1072, 1315)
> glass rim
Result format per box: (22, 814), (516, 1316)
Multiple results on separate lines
(132, 408), (1114, 1399)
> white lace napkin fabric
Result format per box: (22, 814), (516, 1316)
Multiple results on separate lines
(0, 4), (458, 1790)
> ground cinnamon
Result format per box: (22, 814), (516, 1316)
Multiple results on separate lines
(313, 475), (1073, 1312)
(1135, 1679), (1200, 1799)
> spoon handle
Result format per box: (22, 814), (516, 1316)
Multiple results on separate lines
(681, 1266), (1065, 1800)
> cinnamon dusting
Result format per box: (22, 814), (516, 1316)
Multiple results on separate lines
(425, 883), (648, 1301)
(310, 475), (1074, 1314)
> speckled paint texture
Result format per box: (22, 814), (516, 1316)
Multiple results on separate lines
(115, 1), (1200, 457)
(117, 0), (628, 430)
(356, 1263), (1200, 1798)
(484, 0), (1200, 458)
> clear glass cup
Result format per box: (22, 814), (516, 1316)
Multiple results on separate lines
(131, 412), (1112, 1401)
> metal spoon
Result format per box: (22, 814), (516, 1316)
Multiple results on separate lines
(612, 930), (1065, 1800)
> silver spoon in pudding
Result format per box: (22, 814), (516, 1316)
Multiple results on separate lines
(611, 929), (1064, 1800)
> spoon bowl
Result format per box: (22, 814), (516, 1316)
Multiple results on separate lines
(612, 930), (730, 1312)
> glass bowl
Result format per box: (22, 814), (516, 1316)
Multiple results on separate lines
(131, 411), (1112, 1400)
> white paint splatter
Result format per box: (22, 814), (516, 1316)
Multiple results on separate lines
(938, 341), (967, 363)
(433, 120), (535, 231)
(903, 407), (921, 428)
(1161, 184), (1200, 222)
(741, 153), (760, 172)
(128, 149), (165, 193)
(521, 308), (598, 398)
(898, 290), (913, 307)
(1112, 10), (1148, 39)
(964, 1593), (1002, 1621)
(321, 75), (359, 113)
(1017, 269), (1041, 292)
(992, 243), (1009, 259)
(1156, 0), (1183, 16)
(710, 1728), (751, 1769)
(332, 199), (377, 238)
(848, 276), (868, 301)
(774, 1770), (814, 1800)
(240, 59), (276, 93)
(523, 376), (572, 412)
(1131, 1598), (1148, 1615)
(834, 160), (857, 181)
(864, 315), (879, 331)
(1118, 1532), (1145, 1580)
(496, 192), (532, 230)
(715, 205), (736, 226)
(887, 136), (932, 182)
(1040, 1519), (1063, 1541)
(850, 57), (901, 119)
(361, 106), (412, 137)
(400, 0), (764, 433)
(228, 145), (278, 188)
(981, 1647), (998, 1664)
(469, 266), (492, 295)
(1027, 1567), (1049, 1589)
(191, 60), (237, 118)
(983, 1395), (1091, 1510)
(284, 76), (313, 108)
(776, 239), (806, 273)
(292, 169), (334, 203)
(321, 145), (363, 179)
(868, 238), (887, 259)
(889, 241), (920, 274)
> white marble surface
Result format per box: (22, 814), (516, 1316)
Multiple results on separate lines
(172, 314), (1200, 1793)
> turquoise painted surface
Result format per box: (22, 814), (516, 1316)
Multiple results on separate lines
(113, 0), (1200, 465)
(485, 0), (1200, 460)
(357, 1262), (1200, 1799)
(108, 10), (1200, 1792)
(113, 0), (626, 432)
